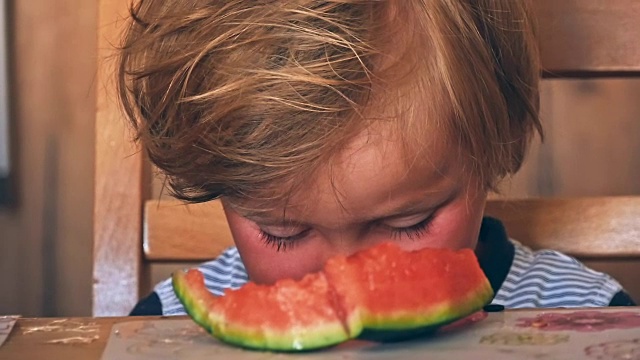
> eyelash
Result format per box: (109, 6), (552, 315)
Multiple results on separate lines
(259, 215), (435, 251)
(387, 215), (435, 241)
(259, 230), (308, 252)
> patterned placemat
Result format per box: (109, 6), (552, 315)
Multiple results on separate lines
(101, 308), (640, 359)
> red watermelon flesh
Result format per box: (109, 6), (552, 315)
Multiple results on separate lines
(173, 242), (493, 351)
(173, 270), (354, 350)
(324, 243), (493, 340)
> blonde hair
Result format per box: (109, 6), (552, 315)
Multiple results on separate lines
(118, 0), (541, 205)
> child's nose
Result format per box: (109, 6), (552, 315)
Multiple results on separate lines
(319, 231), (391, 262)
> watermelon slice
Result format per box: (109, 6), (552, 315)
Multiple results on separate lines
(173, 242), (493, 351)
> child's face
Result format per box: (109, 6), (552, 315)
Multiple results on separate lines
(222, 128), (487, 285)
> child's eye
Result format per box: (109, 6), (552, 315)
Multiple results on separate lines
(383, 214), (435, 241)
(258, 228), (310, 252)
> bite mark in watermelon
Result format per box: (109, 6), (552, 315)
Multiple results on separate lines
(172, 242), (493, 351)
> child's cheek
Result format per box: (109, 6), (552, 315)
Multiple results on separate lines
(223, 209), (267, 254)
(428, 198), (485, 250)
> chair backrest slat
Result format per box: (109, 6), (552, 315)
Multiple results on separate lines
(144, 200), (234, 261)
(143, 197), (640, 261)
(93, 0), (147, 317)
(485, 197), (640, 259)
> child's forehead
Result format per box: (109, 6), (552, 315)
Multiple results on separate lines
(352, 88), (455, 160)
(228, 118), (463, 218)
(332, 117), (445, 169)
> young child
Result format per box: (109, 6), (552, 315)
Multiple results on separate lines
(118, 0), (635, 316)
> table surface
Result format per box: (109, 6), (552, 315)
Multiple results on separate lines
(1, 316), (172, 360)
(3, 308), (640, 360)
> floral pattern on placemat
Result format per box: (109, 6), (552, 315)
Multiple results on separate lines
(480, 332), (570, 346)
(516, 311), (640, 332)
(585, 338), (640, 360)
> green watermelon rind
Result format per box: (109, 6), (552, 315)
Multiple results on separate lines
(172, 270), (352, 351)
(210, 321), (351, 351)
(172, 270), (220, 334)
(356, 281), (494, 341)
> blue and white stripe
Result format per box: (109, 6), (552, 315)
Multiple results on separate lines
(155, 247), (248, 315)
(491, 240), (621, 308)
(156, 240), (623, 315)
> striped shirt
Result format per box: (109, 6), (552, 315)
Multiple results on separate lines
(154, 240), (625, 316)
(156, 247), (249, 315)
(491, 240), (622, 308)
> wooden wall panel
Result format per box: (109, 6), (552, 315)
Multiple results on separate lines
(0, 0), (96, 316)
(499, 79), (640, 197)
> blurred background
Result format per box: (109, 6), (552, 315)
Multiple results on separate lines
(0, 1), (639, 317)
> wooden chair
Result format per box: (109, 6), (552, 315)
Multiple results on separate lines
(94, 0), (640, 316)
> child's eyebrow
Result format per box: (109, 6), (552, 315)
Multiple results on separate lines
(236, 207), (307, 226)
(244, 214), (306, 227)
(239, 190), (457, 227)
(372, 200), (440, 220)
(360, 192), (457, 223)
